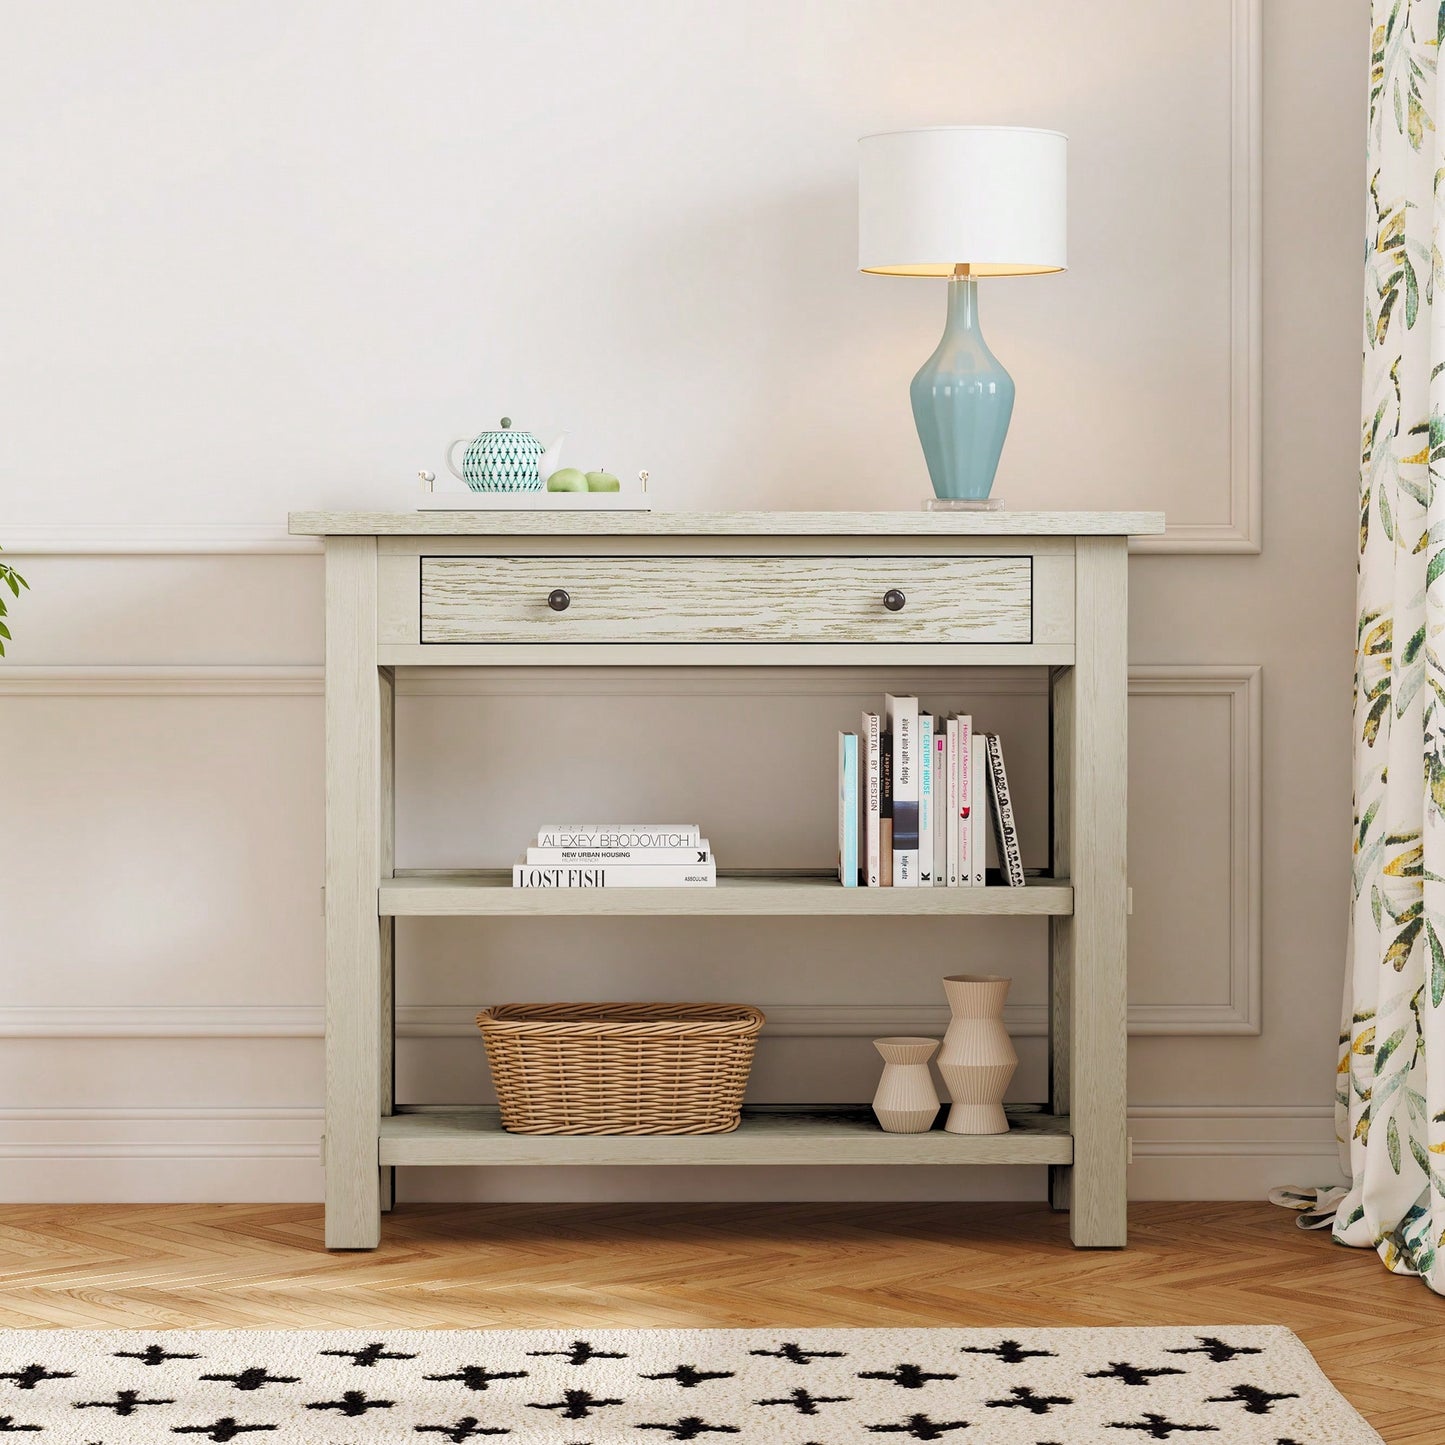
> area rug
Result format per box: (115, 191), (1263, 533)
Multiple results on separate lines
(0, 1327), (1380, 1442)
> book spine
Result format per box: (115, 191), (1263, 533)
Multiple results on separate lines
(862, 712), (881, 886)
(985, 732), (1026, 886)
(918, 713), (933, 886)
(946, 717), (960, 887)
(526, 845), (711, 865)
(970, 731), (987, 886)
(933, 722), (948, 886)
(880, 728), (894, 886)
(956, 714), (974, 886)
(535, 825), (700, 848)
(838, 732), (858, 888)
(513, 863), (716, 888)
(886, 694), (919, 886)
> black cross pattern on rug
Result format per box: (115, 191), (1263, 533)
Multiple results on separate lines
(1088, 1362), (1185, 1387)
(525, 1340), (627, 1366)
(756, 1386), (852, 1415)
(1204, 1382), (1300, 1415)
(1164, 1336), (1263, 1365)
(414, 1417), (510, 1440)
(0, 1421), (40, 1435)
(748, 1342), (846, 1365)
(986, 1384), (1074, 1414)
(635, 1417), (742, 1439)
(171, 1421), (278, 1441)
(74, 1387), (176, 1415)
(526, 1387), (624, 1420)
(116, 1344), (201, 1366)
(305, 1388), (395, 1416)
(0, 1365), (74, 1390)
(320, 1341), (418, 1368)
(199, 1367), (300, 1392)
(1107, 1413), (1221, 1439)
(642, 1365), (735, 1388)
(866, 1414), (971, 1439)
(425, 1365), (529, 1392)
(858, 1363), (957, 1389)
(960, 1339), (1056, 1365)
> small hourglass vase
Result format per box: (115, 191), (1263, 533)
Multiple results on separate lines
(871, 1036), (942, 1134)
(937, 974), (1017, 1135)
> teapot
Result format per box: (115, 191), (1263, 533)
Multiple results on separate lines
(446, 418), (563, 493)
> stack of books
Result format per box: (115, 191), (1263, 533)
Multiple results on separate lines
(512, 824), (717, 888)
(837, 695), (1024, 889)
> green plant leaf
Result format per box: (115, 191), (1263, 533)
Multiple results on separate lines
(1376, 1025), (1409, 1071)
(1388, 1114), (1402, 1173)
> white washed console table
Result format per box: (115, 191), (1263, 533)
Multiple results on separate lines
(288, 509), (1164, 1250)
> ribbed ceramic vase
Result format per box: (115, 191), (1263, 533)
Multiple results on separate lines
(871, 1036), (941, 1133)
(937, 974), (1017, 1134)
(910, 275), (1016, 501)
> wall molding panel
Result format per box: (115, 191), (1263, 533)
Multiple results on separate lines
(1132, 0), (1262, 555)
(1128, 665), (1263, 1035)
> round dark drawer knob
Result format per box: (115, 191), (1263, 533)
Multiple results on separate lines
(883, 589), (907, 612)
(547, 588), (571, 612)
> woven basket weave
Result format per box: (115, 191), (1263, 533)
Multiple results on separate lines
(476, 1002), (765, 1135)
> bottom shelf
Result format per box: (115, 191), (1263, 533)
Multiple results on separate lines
(377, 1105), (1072, 1167)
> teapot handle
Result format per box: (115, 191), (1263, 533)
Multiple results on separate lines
(445, 438), (471, 482)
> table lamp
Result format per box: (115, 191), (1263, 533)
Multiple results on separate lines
(859, 126), (1067, 503)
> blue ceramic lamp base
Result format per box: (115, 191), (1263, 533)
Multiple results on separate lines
(910, 274), (1015, 502)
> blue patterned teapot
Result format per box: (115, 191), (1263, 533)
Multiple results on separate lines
(445, 418), (559, 493)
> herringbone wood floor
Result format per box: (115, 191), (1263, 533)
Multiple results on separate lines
(0, 1202), (1439, 1442)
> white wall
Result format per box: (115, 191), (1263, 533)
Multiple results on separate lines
(0, 0), (1361, 1202)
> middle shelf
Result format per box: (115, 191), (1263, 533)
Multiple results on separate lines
(380, 870), (1072, 917)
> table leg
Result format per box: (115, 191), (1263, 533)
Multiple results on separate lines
(325, 538), (385, 1249)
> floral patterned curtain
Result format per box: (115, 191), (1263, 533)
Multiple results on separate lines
(1335, 0), (1445, 1294)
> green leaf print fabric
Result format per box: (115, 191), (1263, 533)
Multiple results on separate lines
(1341, 0), (1445, 1293)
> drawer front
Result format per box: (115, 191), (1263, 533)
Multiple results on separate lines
(420, 555), (1032, 644)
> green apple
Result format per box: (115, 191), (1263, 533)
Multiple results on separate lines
(585, 470), (621, 492)
(546, 467), (589, 492)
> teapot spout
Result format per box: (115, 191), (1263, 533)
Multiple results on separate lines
(537, 434), (566, 484)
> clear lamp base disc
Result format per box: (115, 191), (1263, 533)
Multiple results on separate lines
(923, 497), (1006, 512)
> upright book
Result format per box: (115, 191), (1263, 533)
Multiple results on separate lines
(933, 720), (948, 886)
(838, 732), (858, 888)
(886, 694), (919, 886)
(861, 712), (881, 886)
(984, 731), (1026, 886)
(918, 713), (934, 886)
(879, 730), (894, 886)
(969, 732), (987, 886)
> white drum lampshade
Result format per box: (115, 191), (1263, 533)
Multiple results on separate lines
(858, 126), (1067, 276)
(858, 126), (1067, 502)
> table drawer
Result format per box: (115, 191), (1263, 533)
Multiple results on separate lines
(420, 554), (1032, 644)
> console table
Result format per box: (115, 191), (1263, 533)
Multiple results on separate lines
(288, 509), (1164, 1251)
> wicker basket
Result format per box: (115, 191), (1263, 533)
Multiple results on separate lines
(475, 1002), (765, 1135)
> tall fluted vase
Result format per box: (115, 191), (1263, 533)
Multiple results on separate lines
(871, 1037), (941, 1133)
(910, 273), (1016, 501)
(937, 974), (1016, 1135)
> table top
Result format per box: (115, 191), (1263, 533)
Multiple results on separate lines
(289, 509), (1166, 538)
